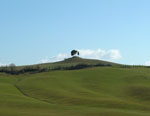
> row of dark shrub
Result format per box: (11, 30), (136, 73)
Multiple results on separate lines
(51, 63), (112, 71)
(120, 65), (150, 68)
(0, 66), (47, 75)
(62, 63), (112, 70)
(0, 63), (112, 75)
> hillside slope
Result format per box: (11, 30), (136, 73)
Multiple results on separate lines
(0, 67), (150, 116)
(34, 56), (120, 69)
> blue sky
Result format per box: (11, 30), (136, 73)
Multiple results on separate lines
(0, 0), (150, 66)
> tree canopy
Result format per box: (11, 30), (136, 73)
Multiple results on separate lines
(71, 50), (79, 56)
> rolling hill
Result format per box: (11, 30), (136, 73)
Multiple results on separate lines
(27, 56), (120, 69)
(0, 57), (150, 116)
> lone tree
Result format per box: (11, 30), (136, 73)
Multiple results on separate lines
(71, 50), (79, 56)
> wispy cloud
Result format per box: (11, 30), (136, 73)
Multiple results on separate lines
(0, 62), (8, 67)
(39, 48), (122, 63)
(0, 60), (14, 67)
(78, 49), (121, 60)
(40, 53), (69, 63)
(145, 60), (150, 66)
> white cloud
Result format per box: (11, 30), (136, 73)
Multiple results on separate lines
(145, 60), (150, 66)
(0, 62), (8, 67)
(39, 48), (122, 63)
(78, 49), (121, 60)
(106, 49), (122, 60)
(39, 53), (70, 63)
(40, 56), (50, 63)
(49, 53), (70, 62)
(0, 60), (16, 67)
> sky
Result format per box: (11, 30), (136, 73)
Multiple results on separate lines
(0, 0), (150, 66)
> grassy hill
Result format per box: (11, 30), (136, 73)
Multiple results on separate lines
(23, 56), (119, 70)
(0, 57), (119, 74)
(0, 58), (150, 116)
(39, 56), (118, 67)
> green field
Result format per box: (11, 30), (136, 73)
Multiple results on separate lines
(1, 58), (150, 116)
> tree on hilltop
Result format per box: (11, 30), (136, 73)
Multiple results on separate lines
(71, 50), (79, 56)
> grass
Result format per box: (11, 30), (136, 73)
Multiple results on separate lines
(0, 68), (150, 115)
(1, 57), (150, 115)
(18, 56), (119, 70)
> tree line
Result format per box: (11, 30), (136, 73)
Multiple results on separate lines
(0, 63), (112, 75)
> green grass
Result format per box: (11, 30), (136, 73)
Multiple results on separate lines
(1, 66), (150, 116)
(18, 56), (119, 70)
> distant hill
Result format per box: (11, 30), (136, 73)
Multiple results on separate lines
(0, 56), (121, 74)
(55, 56), (117, 65)
(37, 56), (120, 69)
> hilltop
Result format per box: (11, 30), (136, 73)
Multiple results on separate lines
(38, 56), (119, 69)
